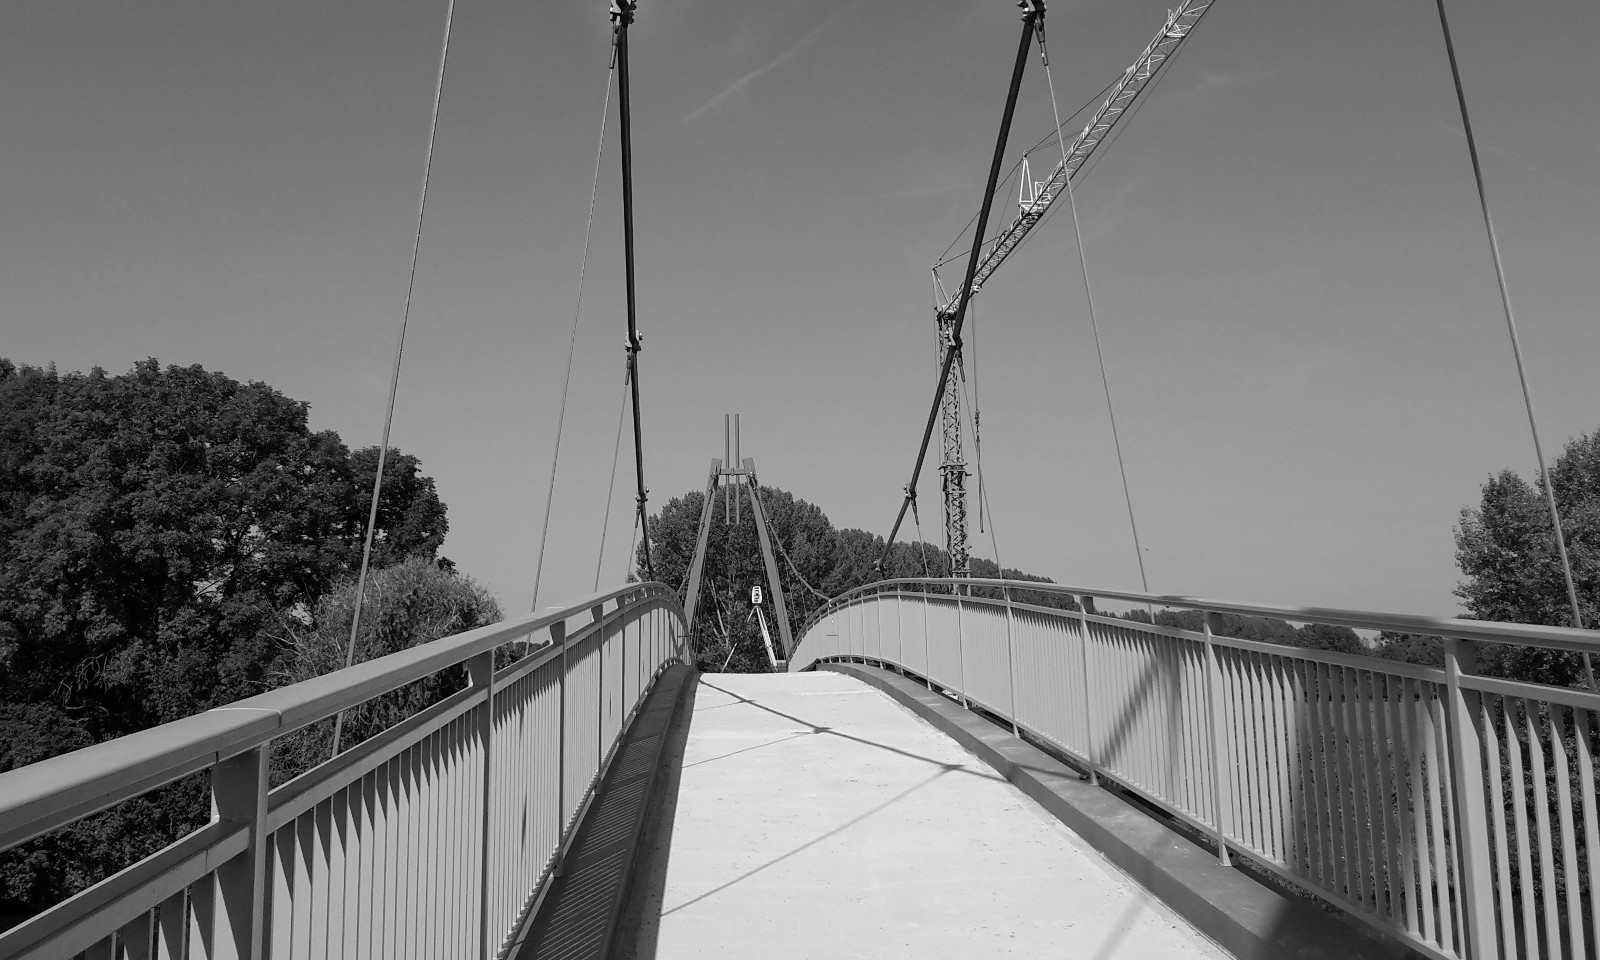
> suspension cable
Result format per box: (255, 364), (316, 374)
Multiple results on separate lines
(532, 49), (617, 610)
(1432, 0), (1591, 686)
(883, 4), (1042, 570)
(332, 0), (457, 758)
(1040, 37), (1151, 596)
(910, 491), (932, 579)
(746, 481), (832, 602)
(613, 1), (654, 581)
(970, 301), (985, 534)
(593, 377), (630, 590)
(959, 357), (1002, 572)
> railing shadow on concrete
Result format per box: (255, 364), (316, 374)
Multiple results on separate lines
(0, 581), (689, 960)
(789, 577), (1600, 960)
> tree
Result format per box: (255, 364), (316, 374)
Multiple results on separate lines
(269, 556), (501, 786)
(1455, 430), (1600, 687)
(0, 358), (453, 918)
(638, 479), (1072, 672)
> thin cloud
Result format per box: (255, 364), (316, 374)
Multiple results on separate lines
(681, 2), (859, 124)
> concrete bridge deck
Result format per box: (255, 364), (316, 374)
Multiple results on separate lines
(625, 671), (1229, 958)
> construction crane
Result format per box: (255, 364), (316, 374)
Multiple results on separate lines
(930, 1), (1212, 578)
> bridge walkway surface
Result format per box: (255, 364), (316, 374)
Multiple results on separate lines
(620, 671), (1230, 958)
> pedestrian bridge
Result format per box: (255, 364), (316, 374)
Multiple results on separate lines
(4, 576), (1600, 960)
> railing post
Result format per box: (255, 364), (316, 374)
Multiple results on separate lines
(894, 589), (904, 674)
(955, 586), (969, 708)
(211, 745), (268, 960)
(1003, 586), (1020, 736)
(469, 650), (495, 960)
(1444, 639), (1496, 959)
(922, 586), (931, 683)
(591, 604), (607, 773)
(1076, 595), (1099, 785)
(552, 620), (568, 844)
(1202, 612), (1233, 866)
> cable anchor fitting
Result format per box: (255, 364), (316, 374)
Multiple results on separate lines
(610, 1), (636, 27)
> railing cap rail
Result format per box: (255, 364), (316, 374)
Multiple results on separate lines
(0, 581), (677, 852)
(808, 577), (1600, 655)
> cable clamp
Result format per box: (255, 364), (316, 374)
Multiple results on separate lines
(610, 1), (636, 26)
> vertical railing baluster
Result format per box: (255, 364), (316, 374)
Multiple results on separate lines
(211, 744), (269, 960)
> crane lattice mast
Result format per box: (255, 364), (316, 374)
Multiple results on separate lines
(932, 0), (1211, 578)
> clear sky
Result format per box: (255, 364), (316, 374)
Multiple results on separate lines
(4, 0), (1598, 619)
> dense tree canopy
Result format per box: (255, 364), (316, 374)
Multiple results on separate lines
(0, 358), (455, 918)
(1447, 429), (1600, 686)
(639, 476), (1073, 672)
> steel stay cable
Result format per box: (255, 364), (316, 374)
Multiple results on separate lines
(911, 496), (932, 579)
(1432, 0), (1592, 687)
(1042, 44), (1151, 596)
(613, 2), (654, 582)
(744, 477), (832, 602)
(883, 5), (1042, 570)
(957, 346), (1002, 572)
(532, 49), (617, 610)
(332, 0), (457, 758)
(969, 300), (984, 533)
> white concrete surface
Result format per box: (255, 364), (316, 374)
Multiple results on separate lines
(647, 671), (1232, 958)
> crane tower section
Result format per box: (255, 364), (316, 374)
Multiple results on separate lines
(932, 0), (1211, 578)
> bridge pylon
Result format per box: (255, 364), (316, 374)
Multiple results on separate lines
(681, 415), (794, 669)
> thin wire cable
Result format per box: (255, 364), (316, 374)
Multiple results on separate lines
(1043, 53), (1151, 596)
(970, 301), (985, 534)
(1432, 0), (1591, 686)
(593, 378), (630, 590)
(625, 506), (641, 583)
(932, 76), (1121, 271)
(911, 498), (932, 579)
(331, 0), (456, 758)
(747, 482), (832, 602)
(959, 359), (1002, 572)
(530, 56), (617, 611)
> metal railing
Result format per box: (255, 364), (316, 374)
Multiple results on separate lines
(791, 578), (1600, 960)
(0, 582), (688, 960)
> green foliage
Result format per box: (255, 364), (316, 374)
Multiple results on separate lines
(639, 480), (1071, 672)
(1119, 609), (1364, 654)
(0, 358), (452, 918)
(1455, 429), (1600, 687)
(269, 556), (502, 787)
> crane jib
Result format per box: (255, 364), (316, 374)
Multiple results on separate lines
(935, 1), (1213, 323)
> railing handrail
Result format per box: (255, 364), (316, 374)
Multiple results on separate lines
(802, 576), (1600, 656)
(0, 580), (678, 852)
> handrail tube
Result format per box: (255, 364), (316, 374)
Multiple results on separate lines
(0, 581), (674, 853)
(800, 577), (1600, 656)
(795, 586), (1600, 960)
